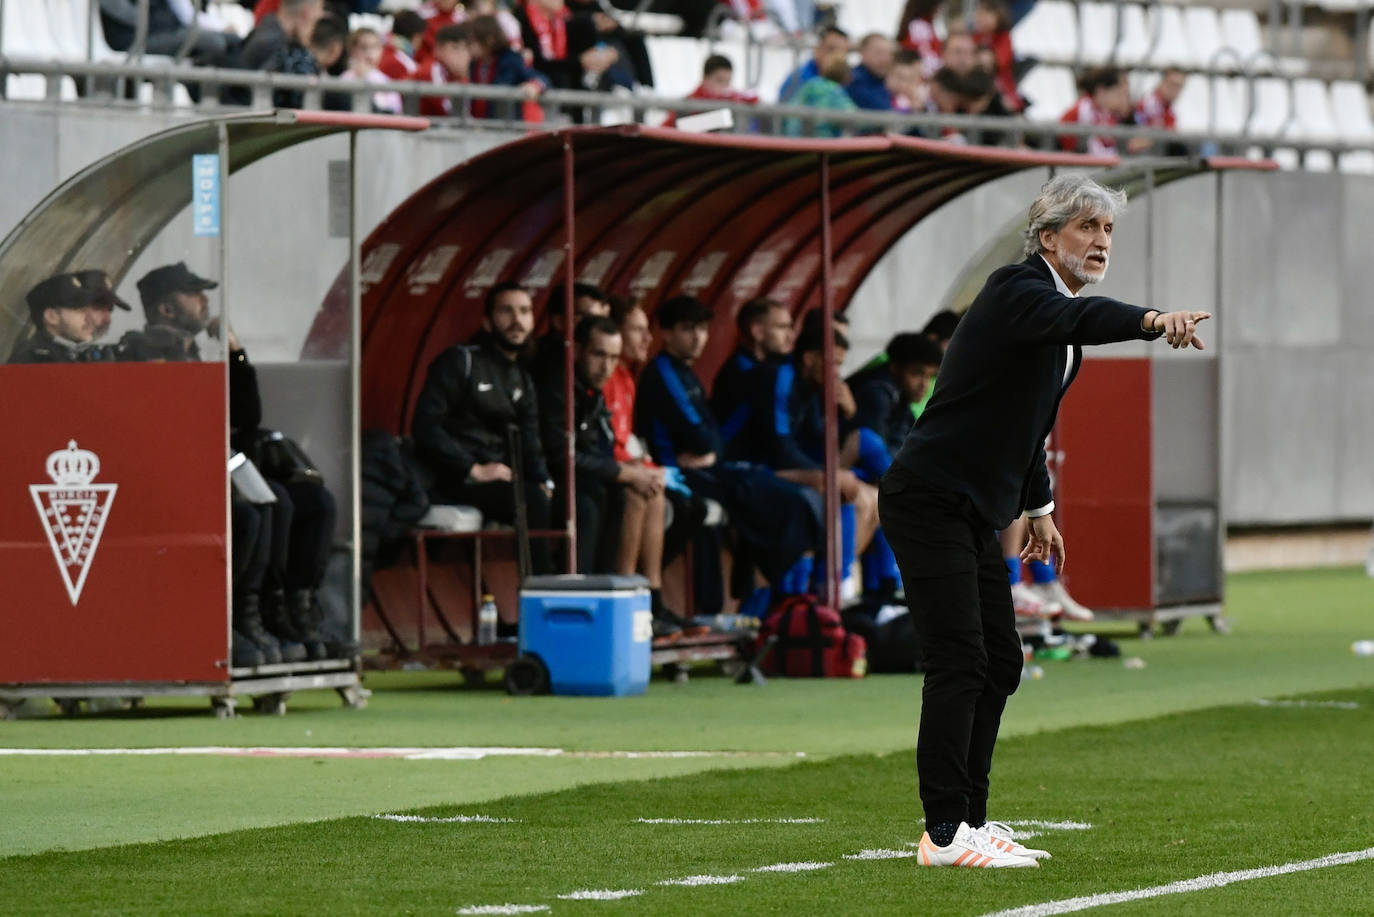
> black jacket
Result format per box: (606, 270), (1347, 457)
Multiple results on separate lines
(412, 331), (551, 487)
(536, 369), (621, 486)
(7, 330), (121, 364)
(633, 353), (722, 467)
(892, 256), (1161, 528)
(848, 361), (913, 455)
(710, 349), (762, 449)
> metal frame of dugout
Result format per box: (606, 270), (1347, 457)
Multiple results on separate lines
(0, 110), (428, 719)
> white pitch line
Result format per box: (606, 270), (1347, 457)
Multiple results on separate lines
(373, 814), (520, 824)
(840, 846), (917, 863)
(752, 861), (833, 873)
(0, 746), (800, 761)
(556, 889), (642, 901)
(637, 817), (824, 825)
(456, 906), (549, 915)
(1253, 698), (1361, 710)
(657, 875), (745, 886)
(978, 846), (1374, 917)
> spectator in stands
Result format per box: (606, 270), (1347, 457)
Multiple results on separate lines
(605, 297), (715, 611)
(960, 68), (1018, 146)
(418, 23), (472, 118)
(1134, 67), (1188, 156)
(887, 48), (929, 113)
(568, 0), (655, 87)
(469, 14), (550, 119)
(532, 282), (611, 389)
(940, 30), (978, 78)
(123, 262), (343, 661)
(537, 315), (688, 635)
(240, 0), (325, 73)
(848, 332), (943, 456)
(566, 17), (638, 95)
(310, 15), (349, 76)
(1059, 67), (1141, 156)
(343, 27), (404, 114)
(915, 67), (966, 140)
(897, 0), (944, 74)
(971, 0), (1019, 112)
(666, 55), (758, 128)
(516, 0), (580, 89)
(416, 0), (469, 64)
(847, 34), (897, 111)
(633, 295), (821, 593)
(711, 298), (794, 450)
(783, 51), (858, 138)
(412, 281), (556, 574)
(98, 0), (241, 67)
(778, 25), (849, 103)
(379, 10), (425, 80)
(7, 271), (128, 365)
(471, 0), (527, 49)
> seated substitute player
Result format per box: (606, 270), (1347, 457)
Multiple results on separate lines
(848, 331), (944, 457)
(412, 281), (556, 574)
(633, 295), (820, 594)
(537, 315), (690, 636)
(8, 270), (128, 364)
(711, 297), (794, 451)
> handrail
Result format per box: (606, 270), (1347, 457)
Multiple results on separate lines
(0, 54), (1367, 157)
(173, 0), (206, 64)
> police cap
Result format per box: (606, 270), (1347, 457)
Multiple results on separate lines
(26, 270), (131, 324)
(136, 262), (219, 310)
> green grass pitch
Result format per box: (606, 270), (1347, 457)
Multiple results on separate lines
(2, 567), (1373, 915)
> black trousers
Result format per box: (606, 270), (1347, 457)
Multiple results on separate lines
(571, 474), (625, 574)
(265, 480), (338, 593)
(878, 462), (1024, 828)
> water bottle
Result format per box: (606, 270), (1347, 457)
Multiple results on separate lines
(477, 593), (498, 646)
(1352, 640), (1374, 657)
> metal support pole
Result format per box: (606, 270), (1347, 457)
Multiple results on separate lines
(349, 130), (363, 645)
(561, 136), (578, 574)
(217, 122), (232, 668)
(1212, 171), (1227, 606)
(819, 154), (840, 610)
(131, 0), (151, 61)
(1143, 166), (1155, 311)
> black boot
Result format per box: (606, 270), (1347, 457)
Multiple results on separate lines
(232, 593), (283, 665)
(261, 589), (317, 662)
(231, 628), (266, 668)
(287, 590), (330, 660)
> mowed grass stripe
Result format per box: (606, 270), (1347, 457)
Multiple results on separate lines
(3, 687), (1373, 916)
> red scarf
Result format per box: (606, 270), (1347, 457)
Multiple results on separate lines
(524, 3), (568, 61)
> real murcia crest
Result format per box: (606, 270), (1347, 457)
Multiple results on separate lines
(30, 441), (117, 605)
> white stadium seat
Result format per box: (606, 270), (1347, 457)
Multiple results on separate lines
(1211, 75), (1249, 135)
(1330, 80), (1374, 143)
(3, 0), (61, 56)
(1289, 78), (1340, 142)
(1146, 5), (1192, 69)
(1078, 2), (1117, 65)
(1219, 10), (1265, 68)
(1010, 0), (1077, 65)
(6, 74), (78, 100)
(1247, 77), (1292, 138)
(1183, 7), (1225, 72)
(1338, 150), (1374, 174)
(836, 0), (904, 40)
(645, 36), (710, 99)
(1113, 5), (1151, 67)
(1172, 73), (1212, 134)
(1018, 65), (1076, 123)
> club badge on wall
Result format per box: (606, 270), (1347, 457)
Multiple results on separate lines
(29, 441), (117, 605)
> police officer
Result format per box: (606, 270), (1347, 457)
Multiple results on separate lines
(8, 270), (129, 364)
(124, 262), (344, 663)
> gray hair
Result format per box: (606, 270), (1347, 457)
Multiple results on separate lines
(1022, 174), (1128, 258)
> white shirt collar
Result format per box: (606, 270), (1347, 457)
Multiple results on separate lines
(1040, 254), (1077, 298)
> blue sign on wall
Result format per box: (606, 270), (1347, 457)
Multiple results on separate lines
(192, 154), (220, 237)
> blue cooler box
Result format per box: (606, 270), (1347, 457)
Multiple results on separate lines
(519, 574), (653, 696)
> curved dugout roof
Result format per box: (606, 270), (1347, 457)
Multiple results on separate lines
(298, 126), (1259, 434)
(0, 110), (427, 360)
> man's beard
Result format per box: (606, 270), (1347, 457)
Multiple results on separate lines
(491, 325), (528, 353)
(1061, 250), (1107, 286)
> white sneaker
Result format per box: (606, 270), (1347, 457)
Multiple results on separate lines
(979, 821), (1052, 860)
(916, 822), (1039, 868)
(1030, 580), (1093, 621)
(1011, 582), (1062, 619)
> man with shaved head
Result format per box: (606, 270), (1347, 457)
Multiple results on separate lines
(880, 174), (1211, 868)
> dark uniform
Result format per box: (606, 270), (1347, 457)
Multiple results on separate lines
(709, 349), (765, 451)
(633, 351), (820, 587)
(726, 354), (825, 471)
(849, 361), (916, 457)
(7, 270), (131, 364)
(536, 367), (623, 575)
(412, 330), (555, 573)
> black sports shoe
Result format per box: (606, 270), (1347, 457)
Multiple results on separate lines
(231, 629), (266, 668)
(232, 594), (283, 665)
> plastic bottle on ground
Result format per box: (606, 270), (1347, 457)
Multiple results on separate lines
(1352, 640), (1374, 657)
(477, 593), (498, 646)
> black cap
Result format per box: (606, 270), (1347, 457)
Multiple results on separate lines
(656, 295), (713, 329)
(136, 262), (218, 310)
(26, 270), (131, 324)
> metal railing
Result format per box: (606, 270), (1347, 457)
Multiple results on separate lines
(1, 54), (1370, 163)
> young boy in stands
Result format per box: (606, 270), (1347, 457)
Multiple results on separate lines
(419, 23), (473, 117)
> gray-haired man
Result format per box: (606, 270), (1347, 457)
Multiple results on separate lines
(879, 174), (1209, 868)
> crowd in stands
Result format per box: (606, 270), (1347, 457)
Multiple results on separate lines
(90, 0), (1183, 149)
